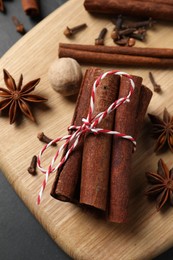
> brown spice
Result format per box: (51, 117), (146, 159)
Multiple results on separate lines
(148, 108), (173, 153)
(37, 132), (57, 146)
(80, 74), (120, 211)
(128, 38), (136, 47)
(149, 71), (161, 93)
(0, 69), (47, 124)
(115, 15), (124, 30)
(114, 37), (136, 47)
(138, 0), (173, 6)
(111, 29), (119, 40)
(108, 79), (153, 223)
(28, 155), (37, 175)
(145, 159), (173, 211)
(12, 16), (26, 35)
(123, 18), (155, 29)
(21, 0), (39, 17)
(130, 32), (146, 41)
(112, 27), (137, 41)
(108, 75), (142, 223)
(0, 0), (4, 12)
(64, 23), (87, 37)
(118, 27), (136, 37)
(60, 43), (173, 58)
(95, 28), (107, 45)
(84, 0), (173, 21)
(59, 43), (173, 67)
(114, 38), (129, 46)
(51, 68), (103, 202)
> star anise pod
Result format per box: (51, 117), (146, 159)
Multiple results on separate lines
(0, 69), (47, 124)
(145, 159), (173, 211)
(148, 108), (173, 153)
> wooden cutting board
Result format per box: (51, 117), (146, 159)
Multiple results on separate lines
(1, 0), (173, 259)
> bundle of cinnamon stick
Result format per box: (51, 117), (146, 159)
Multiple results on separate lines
(51, 67), (152, 223)
(59, 43), (173, 68)
(84, 0), (173, 22)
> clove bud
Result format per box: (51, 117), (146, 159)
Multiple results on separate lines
(95, 28), (107, 45)
(37, 132), (57, 146)
(64, 23), (87, 37)
(149, 72), (161, 93)
(12, 16), (26, 35)
(28, 155), (37, 175)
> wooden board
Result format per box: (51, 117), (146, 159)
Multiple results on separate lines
(0, 0), (173, 259)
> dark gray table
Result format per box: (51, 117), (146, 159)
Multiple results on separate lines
(0, 1), (172, 259)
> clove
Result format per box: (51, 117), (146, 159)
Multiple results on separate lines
(114, 37), (136, 47)
(116, 15), (123, 30)
(12, 16), (26, 35)
(64, 23), (87, 37)
(122, 18), (156, 29)
(28, 155), (37, 175)
(37, 132), (57, 146)
(130, 32), (146, 41)
(149, 72), (161, 93)
(111, 15), (124, 40)
(127, 38), (136, 47)
(95, 28), (107, 45)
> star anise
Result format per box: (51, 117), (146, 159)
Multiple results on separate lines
(148, 108), (173, 153)
(0, 69), (47, 124)
(145, 159), (173, 211)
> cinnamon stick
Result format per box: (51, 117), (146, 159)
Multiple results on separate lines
(21, 0), (39, 17)
(84, 0), (173, 21)
(59, 43), (173, 58)
(59, 43), (173, 68)
(80, 74), (120, 211)
(108, 77), (153, 223)
(108, 75), (142, 223)
(51, 68), (103, 202)
(135, 85), (153, 138)
(0, 0), (4, 12)
(138, 0), (173, 5)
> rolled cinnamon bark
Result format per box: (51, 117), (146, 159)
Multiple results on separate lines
(59, 44), (173, 68)
(84, 0), (173, 21)
(108, 75), (143, 223)
(21, 0), (39, 17)
(80, 74), (120, 211)
(0, 0), (4, 12)
(135, 85), (153, 138)
(138, 0), (173, 5)
(59, 43), (173, 59)
(51, 68), (103, 202)
(108, 84), (152, 223)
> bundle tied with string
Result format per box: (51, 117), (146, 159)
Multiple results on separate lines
(37, 68), (152, 223)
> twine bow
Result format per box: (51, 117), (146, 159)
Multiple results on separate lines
(37, 70), (136, 204)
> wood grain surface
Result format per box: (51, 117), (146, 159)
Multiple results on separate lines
(0, 0), (173, 259)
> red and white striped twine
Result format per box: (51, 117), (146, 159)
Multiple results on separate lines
(37, 70), (136, 204)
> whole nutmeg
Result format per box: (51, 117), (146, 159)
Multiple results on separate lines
(48, 58), (83, 96)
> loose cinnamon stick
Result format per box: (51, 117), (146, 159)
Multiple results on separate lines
(21, 0), (39, 17)
(51, 68), (103, 202)
(108, 75), (142, 223)
(80, 74), (120, 211)
(0, 0), (4, 12)
(139, 0), (173, 5)
(59, 43), (173, 68)
(59, 43), (173, 59)
(84, 0), (173, 21)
